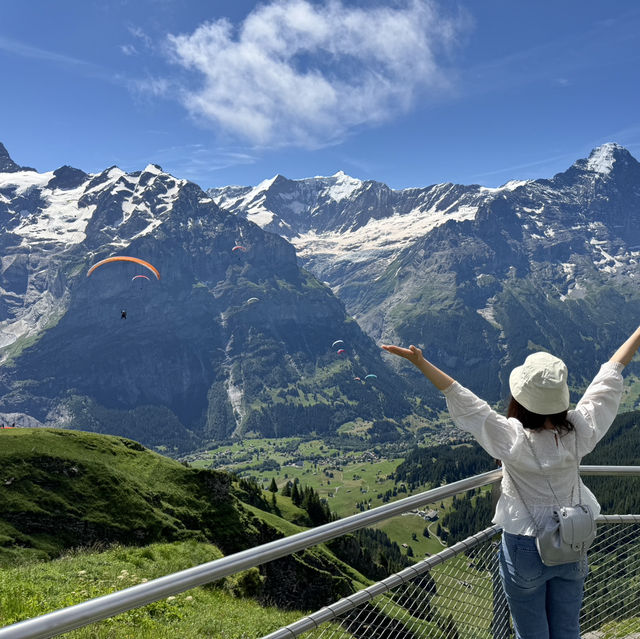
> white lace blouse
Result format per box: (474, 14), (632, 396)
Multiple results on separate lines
(442, 361), (625, 535)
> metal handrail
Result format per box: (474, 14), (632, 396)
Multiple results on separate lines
(261, 524), (505, 639)
(262, 513), (640, 639)
(579, 465), (640, 476)
(0, 465), (638, 639)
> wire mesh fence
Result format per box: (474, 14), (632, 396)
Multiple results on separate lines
(581, 515), (640, 639)
(265, 515), (640, 639)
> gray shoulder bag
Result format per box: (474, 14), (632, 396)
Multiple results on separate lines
(507, 432), (596, 566)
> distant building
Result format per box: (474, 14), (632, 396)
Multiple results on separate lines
(425, 509), (439, 521)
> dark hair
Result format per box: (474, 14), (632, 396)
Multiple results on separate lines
(507, 396), (573, 433)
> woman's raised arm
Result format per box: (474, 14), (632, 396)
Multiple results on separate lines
(610, 326), (640, 367)
(381, 344), (455, 391)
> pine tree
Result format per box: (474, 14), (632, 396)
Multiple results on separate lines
(268, 477), (278, 493)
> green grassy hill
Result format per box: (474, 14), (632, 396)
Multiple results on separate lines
(0, 427), (367, 615)
(0, 427), (256, 564)
(0, 541), (306, 639)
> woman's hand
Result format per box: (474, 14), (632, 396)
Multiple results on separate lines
(381, 344), (425, 366)
(381, 343), (455, 391)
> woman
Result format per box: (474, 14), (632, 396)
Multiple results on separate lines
(382, 325), (640, 639)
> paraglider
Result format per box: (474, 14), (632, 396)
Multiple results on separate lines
(132, 274), (150, 291)
(364, 374), (377, 381)
(337, 348), (346, 355)
(87, 256), (160, 280)
(246, 297), (260, 304)
(332, 340), (344, 348)
(232, 245), (247, 253)
(87, 257), (159, 321)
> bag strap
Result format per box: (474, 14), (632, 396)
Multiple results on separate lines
(523, 434), (564, 504)
(505, 429), (582, 535)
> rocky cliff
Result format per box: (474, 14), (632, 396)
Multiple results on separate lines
(0, 148), (412, 451)
(210, 144), (640, 403)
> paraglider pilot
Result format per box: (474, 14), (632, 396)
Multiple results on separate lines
(121, 309), (127, 320)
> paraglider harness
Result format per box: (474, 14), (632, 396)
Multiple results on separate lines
(121, 310), (127, 319)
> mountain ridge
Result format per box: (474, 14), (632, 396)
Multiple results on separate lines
(0, 144), (415, 451)
(209, 143), (640, 404)
(2, 142), (640, 451)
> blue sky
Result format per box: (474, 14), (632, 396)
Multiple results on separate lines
(1, 0), (640, 190)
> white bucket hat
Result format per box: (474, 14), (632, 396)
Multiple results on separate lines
(508, 352), (570, 415)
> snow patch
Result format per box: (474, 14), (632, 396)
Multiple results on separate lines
(0, 170), (53, 194)
(326, 171), (362, 202)
(593, 245), (623, 273)
(480, 180), (529, 193)
(130, 218), (163, 240)
(521, 205), (544, 215)
(292, 204), (478, 270)
(586, 143), (617, 174)
(248, 209), (275, 226)
(14, 184), (95, 244)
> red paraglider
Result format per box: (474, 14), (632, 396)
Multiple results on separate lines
(337, 348), (346, 355)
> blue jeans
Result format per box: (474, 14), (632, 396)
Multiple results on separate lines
(499, 532), (588, 639)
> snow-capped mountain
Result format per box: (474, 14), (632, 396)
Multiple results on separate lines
(3, 141), (639, 450)
(210, 143), (640, 402)
(209, 170), (506, 288)
(0, 143), (413, 450)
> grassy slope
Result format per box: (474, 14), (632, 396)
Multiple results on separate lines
(0, 428), (256, 564)
(0, 540), (306, 639)
(0, 428), (372, 635)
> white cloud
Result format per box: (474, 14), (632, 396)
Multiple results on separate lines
(164, 0), (466, 148)
(128, 25), (153, 49)
(128, 143), (258, 182)
(120, 44), (139, 56)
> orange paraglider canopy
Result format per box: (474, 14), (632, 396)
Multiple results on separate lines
(87, 257), (160, 280)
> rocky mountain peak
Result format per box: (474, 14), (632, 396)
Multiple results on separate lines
(548, 142), (639, 190)
(48, 165), (88, 190)
(0, 142), (36, 173)
(585, 142), (632, 174)
(563, 142), (638, 179)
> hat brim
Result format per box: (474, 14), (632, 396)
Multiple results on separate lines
(509, 365), (570, 415)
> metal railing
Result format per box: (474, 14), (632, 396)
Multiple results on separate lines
(263, 514), (640, 639)
(0, 466), (638, 639)
(262, 524), (508, 639)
